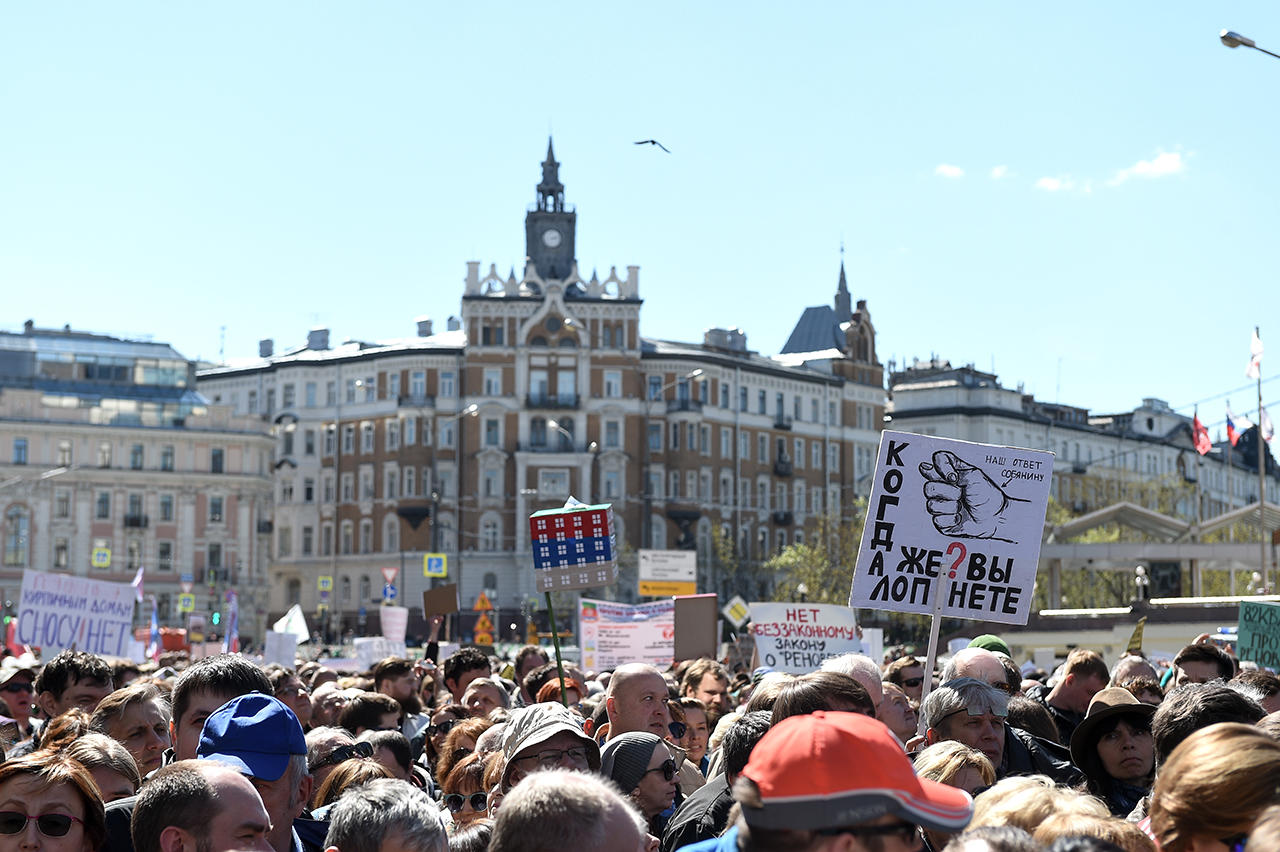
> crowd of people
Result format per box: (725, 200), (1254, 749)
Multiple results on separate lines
(0, 628), (1277, 852)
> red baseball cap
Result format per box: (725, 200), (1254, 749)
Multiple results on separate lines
(740, 711), (972, 833)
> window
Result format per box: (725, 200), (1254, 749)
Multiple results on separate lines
(385, 468), (399, 500)
(57, 440), (72, 466)
(775, 392), (784, 418)
(757, 434), (767, 463)
(387, 420), (400, 451)
(209, 497), (224, 523)
(481, 517), (500, 551)
(739, 387), (748, 412)
(648, 471), (663, 499)
(403, 466), (415, 497)
(720, 384), (730, 409)
(3, 507), (29, 567)
(604, 371), (622, 398)
(687, 471), (698, 502)
(341, 473), (353, 502)
(359, 574), (370, 601)
(340, 522), (353, 555)
(483, 468), (499, 497)
(688, 423), (697, 450)
(669, 471), (680, 499)
(404, 417), (416, 445)
(282, 384), (295, 408)
(795, 438), (805, 468)
(484, 368), (502, 396)
(721, 428), (732, 457)
(364, 377), (375, 402)
(758, 481), (769, 511)
(604, 470), (620, 499)
(54, 538), (69, 569)
(440, 421), (455, 448)
(359, 520), (373, 554)
(280, 480), (294, 503)
(385, 518), (398, 552)
(829, 445), (840, 471)
(700, 425), (710, 455)
(346, 379), (358, 403)
(360, 468), (374, 500)
(740, 431), (750, 458)
(98, 442), (112, 468)
(648, 424), (662, 451)
(211, 448), (224, 473)
(538, 469), (570, 498)
(757, 390), (767, 415)
(485, 419), (500, 447)
(304, 429), (315, 455)
(54, 489), (71, 519)
(323, 427), (335, 456)
(361, 423), (374, 453)
(159, 494), (174, 522)
(208, 543), (222, 571)
(12, 438), (27, 465)
(389, 373), (401, 400)
(342, 425), (355, 454)
(811, 399), (820, 422)
(128, 493), (144, 518)
(323, 475), (335, 503)
(410, 371), (426, 398)
(322, 523), (334, 556)
(305, 382), (317, 407)
(248, 390), (258, 413)
(304, 478), (315, 503)
(668, 422), (681, 452)
(276, 525), (292, 557)
(96, 491), (111, 519)
(326, 381), (337, 405)
(812, 441), (822, 469)
(160, 445), (174, 471)
(605, 420), (620, 448)
(156, 541), (173, 572)
(440, 371), (456, 397)
(437, 470), (453, 498)
(282, 431), (294, 456)
(648, 376), (663, 401)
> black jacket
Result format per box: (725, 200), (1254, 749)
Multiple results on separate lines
(999, 725), (1084, 786)
(661, 774), (735, 852)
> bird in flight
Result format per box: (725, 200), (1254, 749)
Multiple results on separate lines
(634, 139), (671, 153)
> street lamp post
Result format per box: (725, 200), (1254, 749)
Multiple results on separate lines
(1221, 29), (1280, 60)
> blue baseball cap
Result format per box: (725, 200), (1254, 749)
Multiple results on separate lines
(197, 693), (307, 781)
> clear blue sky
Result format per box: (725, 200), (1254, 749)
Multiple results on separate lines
(5, 4), (1280, 438)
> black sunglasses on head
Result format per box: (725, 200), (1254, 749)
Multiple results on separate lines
(311, 740), (373, 771)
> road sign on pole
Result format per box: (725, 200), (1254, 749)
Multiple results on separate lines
(380, 566), (398, 585)
(423, 553), (447, 578)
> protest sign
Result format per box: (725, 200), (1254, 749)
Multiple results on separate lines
(381, 605), (408, 643)
(264, 631), (298, 667)
(422, 584), (459, 617)
(859, 627), (884, 664)
(849, 431), (1053, 626)
(748, 602), (860, 674)
(529, 502), (617, 592)
(1238, 600), (1280, 670)
(579, 598), (674, 672)
(674, 594), (718, 661)
(354, 636), (407, 671)
(16, 570), (135, 656)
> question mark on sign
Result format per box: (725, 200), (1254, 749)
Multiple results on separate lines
(946, 541), (967, 579)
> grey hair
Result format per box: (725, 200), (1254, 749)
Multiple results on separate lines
(921, 677), (1008, 731)
(819, 653), (881, 683)
(324, 778), (445, 852)
(464, 676), (513, 709)
(305, 726), (354, 771)
(489, 769), (643, 852)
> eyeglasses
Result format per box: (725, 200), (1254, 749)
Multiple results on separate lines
(427, 718), (460, 737)
(310, 740), (374, 771)
(900, 677), (924, 688)
(668, 721), (688, 739)
(0, 812), (84, 838)
(818, 821), (919, 844)
(1220, 833), (1248, 852)
(445, 792), (488, 813)
(645, 759), (677, 782)
(513, 746), (589, 769)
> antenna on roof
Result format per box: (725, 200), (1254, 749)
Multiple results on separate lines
(219, 326), (226, 363)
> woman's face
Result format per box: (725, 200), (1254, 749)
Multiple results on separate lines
(631, 745), (678, 820)
(108, 698), (171, 776)
(429, 710), (463, 752)
(1096, 718), (1154, 784)
(445, 784), (488, 828)
(680, 708), (709, 764)
(0, 776), (90, 852)
(87, 768), (135, 804)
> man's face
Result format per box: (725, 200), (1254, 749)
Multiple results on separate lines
(933, 709), (1005, 767)
(380, 671), (420, 703)
(1065, 673), (1107, 713)
(463, 683), (505, 718)
(879, 684), (918, 743)
(174, 690), (238, 761)
(0, 677), (33, 723)
(205, 771), (274, 852)
(1175, 660), (1224, 687)
(250, 767), (311, 852)
(518, 653), (548, 682)
(608, 673), (671, 737)
(508, 729), (593, 787)
(688, 674), (730, 714)
(40, 676), (113, 718)
(361, 711), (400, 734)
(447, 666), (488, 702)
(896, 665), (925, 701)
(308, 730), (355, 790)
(109, 697), (172, 776)
(276, 677), (313, 727)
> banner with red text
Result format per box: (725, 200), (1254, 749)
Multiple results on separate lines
(748, 602), (861, 674)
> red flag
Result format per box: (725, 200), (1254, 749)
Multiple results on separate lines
(1194, 415), (1212, 455)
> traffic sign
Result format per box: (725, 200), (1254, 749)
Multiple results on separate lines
(91, 547), (112, 569)
(423, 553), (447, 578)
(475, 612), (494, 633)
(181, 572), (194, 593)
(474, 631), (494, 646)
(382, 583), (397, 601)
(318, 576), (333, 592)
(380, 566), (398, 584)
(474, 592), (493, 611)
(721, 595), (751, 630)
(178, 593), (196, 614)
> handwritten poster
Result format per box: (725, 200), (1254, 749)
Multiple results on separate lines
(17, 570), (136, 656)
(1238, 600), (1280, 670)
(749, 602), (861, 673)
(849, 431), (1053, 626)
(579, 598), (674, 672)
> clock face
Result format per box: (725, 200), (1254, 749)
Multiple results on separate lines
(542, 228), (562, 248)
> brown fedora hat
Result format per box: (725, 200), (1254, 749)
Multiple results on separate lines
(1069, 686), (1156, 778)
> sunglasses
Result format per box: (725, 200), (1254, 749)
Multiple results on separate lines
(819, 821), (919, 844)
(899, 677), (924, 688)
(427, 718), (460, 737)
(311, 740), (373, 771)
(445, 792), (488, 813)
(645, 759), (677, 782)
(668, 721), (688, 739)
(0, 813), (83, 838)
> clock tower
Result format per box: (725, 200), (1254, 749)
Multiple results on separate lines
(525, 138), (577, 281)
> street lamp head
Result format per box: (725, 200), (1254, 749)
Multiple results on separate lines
(1221, 29), (1257, 49)
(687, 368), (704, 379)
(463, 404), (479, 416)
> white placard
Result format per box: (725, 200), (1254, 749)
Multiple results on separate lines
(127, 638), (148, 664)
(748, 602), (861, 674)
(354, 637), (407, 671)
(264, 631), (299, 667)
(859, 627), (884, 665)
(579, 598), (674, 672)
(849, 431), (1053, 626)
(1033, 647), (1057, 673)
(16, 570), (136, 657)
(381, 606), (408, 643)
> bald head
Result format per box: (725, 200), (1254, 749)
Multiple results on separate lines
(605, 664), (671, 737)
(819, 653), (885, 714)
(945, 648), (1007, 690)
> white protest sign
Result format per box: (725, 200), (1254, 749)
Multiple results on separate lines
(381, 606), (408, 643)
(354, 637), (407, 671)
(579, 598), (674, 672)
(127, 638), (147, 664)
(17, 570), (136, 657)
(264, 631), (298, 667)
(849, 431), (1053, 626)
(748, 602), (861, 674)
(860, 627), (884, 665)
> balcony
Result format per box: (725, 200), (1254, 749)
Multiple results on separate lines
(124, 514), (149, 528)
(526, 393), (580, 410)
(772, 510), (795, 526)
(666, 399), (703, 414)
(257, 520), (274, 534)
(398, 393), (436, 408)
(774, 414), (794, 430)
(518, 440), (580, 454)
(774, 457), (793, 477)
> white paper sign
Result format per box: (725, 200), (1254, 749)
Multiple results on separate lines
(859, 627), (884, 665)
(264, 631), (299, 667)
(849, 431), (1053, 626)
(381, 606), (408, 643)
(749, 602), (861, 674)
(127, 639), (148, 664)
(16, 570), (136, 657)
(354, 637), (407, 671)
(579, 598), (674, 672)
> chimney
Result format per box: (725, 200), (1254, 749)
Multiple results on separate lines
(307, 328), (330, 350)
(259, 339), (274, 358)
(447, 316), (461, 332)
(415, 316), (433, 337)
(23, 320), (33, 335)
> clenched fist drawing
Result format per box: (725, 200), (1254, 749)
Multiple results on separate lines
(919, 451), (1027, 543)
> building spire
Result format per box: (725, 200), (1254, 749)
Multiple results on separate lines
(834, 252), (852, 324)
(537, 137), (564, 211)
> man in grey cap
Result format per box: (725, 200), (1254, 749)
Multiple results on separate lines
(499, 701), (600, 793)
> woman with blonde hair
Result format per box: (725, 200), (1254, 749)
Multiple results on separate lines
(1150, 722), (1280, 852)
(970, 774), (1107, 835)
(310, 758), (391, 810)
(1032, 813), (1156, 852)
(913, 740), (995, 795)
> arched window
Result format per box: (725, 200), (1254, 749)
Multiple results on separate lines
(384, 517), (398, 552)
(530, 336), (548, 347)
(341, 576), (352, 602)
(3, 506), (29, 567)
(558, 337), (577, 349)
(341, 521), (353, 555)
(359, 575), (371, 602)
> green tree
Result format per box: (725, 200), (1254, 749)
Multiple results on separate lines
(766, 503), (867, 604)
